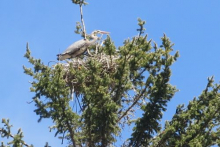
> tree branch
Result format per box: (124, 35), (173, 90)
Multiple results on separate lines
(118, 85), (147, 122)
(60, 103), (77, 147)
(79, 4), (86, 39)
(0, 128), (31, 147)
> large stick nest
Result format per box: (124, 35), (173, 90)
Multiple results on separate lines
(54, 53), (120, 96)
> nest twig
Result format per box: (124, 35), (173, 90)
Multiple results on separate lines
(60, 53), (118, 72)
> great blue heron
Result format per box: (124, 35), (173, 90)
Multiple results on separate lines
(57, 30), (109, 61)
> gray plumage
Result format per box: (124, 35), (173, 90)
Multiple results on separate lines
(57, 30), (109, 61)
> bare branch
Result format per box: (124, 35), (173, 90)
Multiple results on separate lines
(79, 4), (86, 39)
(117, 85), (148, 122)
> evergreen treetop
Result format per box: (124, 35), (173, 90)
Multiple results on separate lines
(1, 1), (220, 147)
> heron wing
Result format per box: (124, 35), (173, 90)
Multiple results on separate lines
(62, 39), (88, 55)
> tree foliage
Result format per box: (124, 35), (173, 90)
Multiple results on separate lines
(151, 76), (220, 147)
(1, 1), (220, 147)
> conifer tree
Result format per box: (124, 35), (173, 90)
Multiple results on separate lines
(1, 1), (220, 147)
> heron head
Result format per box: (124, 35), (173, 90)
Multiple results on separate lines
(92, 30), (110, 36)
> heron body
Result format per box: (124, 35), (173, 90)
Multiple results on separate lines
(57, 30), (109, 61)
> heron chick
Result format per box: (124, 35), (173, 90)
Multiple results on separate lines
(57, 30), (109, 61)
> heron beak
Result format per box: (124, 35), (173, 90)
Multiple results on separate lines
(100, 31), (110, 34)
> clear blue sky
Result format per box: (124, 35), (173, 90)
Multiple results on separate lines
(1, 0), (220, 146)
